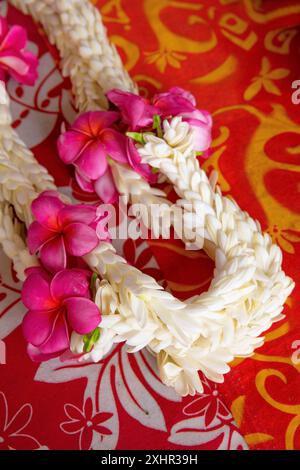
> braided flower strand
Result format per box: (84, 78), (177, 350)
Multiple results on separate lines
(135, 106), (295, 357)
(9, 0), (137, 110)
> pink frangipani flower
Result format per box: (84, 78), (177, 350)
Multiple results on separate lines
(126, 138), (157, 183)
(0, 16), (38, 85)
(107, 89), (158, 131)
(28, 191), (100, 273)
(153, 87), (196, 116)
(22, 267), (101, 359)
(153, 87), (212, 152)
(57, 110), (156, 202)
(57, 111), (126, 203)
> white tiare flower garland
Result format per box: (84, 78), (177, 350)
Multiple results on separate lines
(138, 118), (294, 343)
(9, 0), (137, 111)
(2, 0), (295, 396)
(0, 202), (38, 280)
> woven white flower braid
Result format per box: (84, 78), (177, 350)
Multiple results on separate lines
(5, 0), (295, 396)
(0, 202), (38, 280)
(10, 0), (137, 111)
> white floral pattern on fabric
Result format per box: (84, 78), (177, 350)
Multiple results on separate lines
(0, 391), (48, 450)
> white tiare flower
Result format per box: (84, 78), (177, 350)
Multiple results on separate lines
(138, 134), (173, 168)
(0, 81), (12, 126)
(162, 116), (194, 153)
(137, 116), (195, 173)
(95, 279), (119, 316)
(157, 351), (203, 396)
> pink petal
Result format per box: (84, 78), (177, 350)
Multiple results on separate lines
(75, 140), (108, 180)
(27, 221), (57, 254)
(31, 193), (65, 230)
(57, 130), (90, 164)
(65, 297), (101, 334)
(1, 25), (26, 51)
(69, 112), (91, 136)
(10, 49), (38, 86)
(22, 272), (58, 311)
(38, 313), (70, 355)
(182, 108), (213, 125)
(24, 266), (52, 281)
(64, 223), (98, 256)
(94, 168), (118, 203)
(75, 169), (95, 193)
(0, 17), (8, 40)
(88, 111), (120, 135)
(0, 43), (38, 86)
(22, 309), (58, 347)
(107, 89), (156, 130)
(40, 236), (67, 273)
(51, 269), (91, 301)
(168, 87), (196, 106)
(27, 343), (62, 362)
(72, 111), (120, 137)
(20, 50), (38, 84)
(58, 204), (97, 227)
(191, 127), (211, 151)
(126, 138), (157, 183)
(153, 90), (195, 117)
(0, 51), (29, 76)
(101, 128), (128, 163)
(184, 118), (212, 151)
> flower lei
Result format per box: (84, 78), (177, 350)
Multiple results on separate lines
(0, 1), (295, 396)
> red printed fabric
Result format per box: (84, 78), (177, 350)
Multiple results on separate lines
(0, 0), (299, 450)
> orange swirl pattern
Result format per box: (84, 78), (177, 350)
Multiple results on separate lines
(94, 0), (300, 449)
